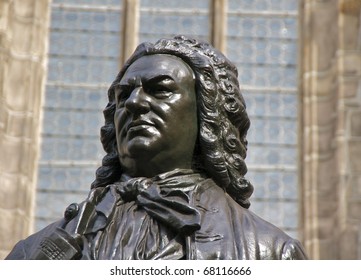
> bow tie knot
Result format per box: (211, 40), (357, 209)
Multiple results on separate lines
(117, 177), (153, 202)
(114, 173), (202, 236)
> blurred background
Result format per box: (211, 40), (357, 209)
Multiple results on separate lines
(1, 0), (360, 259)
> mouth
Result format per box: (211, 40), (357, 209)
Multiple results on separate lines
(126, 119), (155, 132)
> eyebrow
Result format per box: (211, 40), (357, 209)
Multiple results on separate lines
(146, 74), (175, 84)
(119, 74), (175, 86)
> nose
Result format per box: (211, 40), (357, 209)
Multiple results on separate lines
(124, 86), (150, 114)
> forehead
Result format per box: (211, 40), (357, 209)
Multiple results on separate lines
(120, 54), (194, 82)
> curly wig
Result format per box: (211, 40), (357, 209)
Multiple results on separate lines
(91, 35), (254, 208)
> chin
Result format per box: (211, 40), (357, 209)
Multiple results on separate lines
(120, 136), (162, 159)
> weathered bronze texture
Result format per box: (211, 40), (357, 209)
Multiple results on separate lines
(6, 36), (307, 260)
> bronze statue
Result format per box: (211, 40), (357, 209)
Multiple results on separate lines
(6, 35), (307, 260)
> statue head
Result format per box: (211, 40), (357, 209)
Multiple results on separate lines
(91, 35), (253, 208)
(114, 54), (198, 178)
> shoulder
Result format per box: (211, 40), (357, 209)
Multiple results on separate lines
(194, 179), (308, 259)
(239, 208), (308, 259)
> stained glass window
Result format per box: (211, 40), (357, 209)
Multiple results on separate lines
(227, 0), (299, 237)
(36, 0), (122, 230)
(37, 0), (300, 238)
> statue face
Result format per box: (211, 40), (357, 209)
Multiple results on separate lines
(114, 54), (198, 177)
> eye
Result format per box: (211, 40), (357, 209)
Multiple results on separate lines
(146, 79), (175, 99)
(148, 86), (173, 99)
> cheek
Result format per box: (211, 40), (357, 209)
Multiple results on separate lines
(114, 109), (127, 136)
(171, 99), (198, 133)
(167, 93), (197, 117)
(180, 96), (198, 123)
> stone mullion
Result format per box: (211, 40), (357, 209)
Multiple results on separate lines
(120, 0), (140, 65)
(210, 0), (228, 53)
(299, 0), (321, 259)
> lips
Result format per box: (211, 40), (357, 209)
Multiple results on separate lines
(126, 119), (155, 131)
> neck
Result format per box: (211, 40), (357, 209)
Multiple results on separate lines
(121, 168), (198, 181)
(121, 155), (194, 179)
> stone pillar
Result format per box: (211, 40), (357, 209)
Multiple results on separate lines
(299, 0), (361, 259)
(337, 0), (361, 259)
(0, 0), (51, 259)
